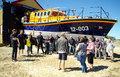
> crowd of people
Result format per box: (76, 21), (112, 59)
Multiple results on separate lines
(10, 29), (115, 73)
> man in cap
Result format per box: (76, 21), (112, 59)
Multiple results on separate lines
(57, 32), (69, 72)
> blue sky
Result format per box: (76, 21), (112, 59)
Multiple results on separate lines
(0, 0), (120, 39)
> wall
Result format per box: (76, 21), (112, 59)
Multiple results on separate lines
(0, 10), (3, 43)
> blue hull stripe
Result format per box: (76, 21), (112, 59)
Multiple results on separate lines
(24, 22), (114, 36)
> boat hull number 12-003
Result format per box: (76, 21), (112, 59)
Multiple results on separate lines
(70, 26), (89, 32)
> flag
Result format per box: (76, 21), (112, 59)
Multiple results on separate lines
(99, 26), (103, 29)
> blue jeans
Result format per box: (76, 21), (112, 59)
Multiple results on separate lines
(69, 45), (75, 55)
(12, 46), (17, 60)
(95, 48), (101, 58)
(55, 42), (58, 52)
(79, 54), (87, 73)
(45, 44), (49, 54)
(37, 44), (44, 54)
(49, 43), (54, 53)
(101, 48), (107, 57)
(74, 50), (78, 57)
(27, 47), (31, 51)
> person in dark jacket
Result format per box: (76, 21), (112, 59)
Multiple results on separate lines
(45, 35), (50, 54)
(10, 29), (19, 62)
(84, 36), (88, 44)
(55, 34), (60, 52)
(74, 36), (80, 57)
(95, 38), (102, 59)
(101, 38), (107, 60)
(92, 35), (96, 42)
(69, 36), (76, 55)
(36, 32), (44, 54)
(17, 30), (25, 55)
(49, 34), (55, 54)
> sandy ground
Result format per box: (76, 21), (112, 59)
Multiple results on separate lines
(0, 42), (120, 77)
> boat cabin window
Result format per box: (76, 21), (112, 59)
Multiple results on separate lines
(59, 13), (63, 16)
(37, 12), (40, 16)
(51, 11), (65, 16)
(34, 12), (37, 17)
(41, 12), (43, 16)
(51, 11), (58, 16)
(44, 12), (46, 16)
(48, 11), (51, 16)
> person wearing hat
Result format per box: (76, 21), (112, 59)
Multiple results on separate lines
(57, 32), (69, 72)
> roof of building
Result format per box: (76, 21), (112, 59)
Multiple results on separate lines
(12, 0), (43, 10)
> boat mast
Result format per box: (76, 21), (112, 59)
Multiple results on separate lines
(81, 7), (84, 18)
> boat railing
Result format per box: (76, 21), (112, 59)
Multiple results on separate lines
(22, 7), (111, 24)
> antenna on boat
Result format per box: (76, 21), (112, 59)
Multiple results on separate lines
(67, 9), (70, 16)
(99, 6), (109, 18)
(46, 0), (49, 8)
(78, 7), (84, 18)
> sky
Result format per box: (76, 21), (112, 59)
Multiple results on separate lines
(0, 0), (120, 39)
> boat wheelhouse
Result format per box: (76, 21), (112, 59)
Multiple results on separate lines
(28, 9), (78, 23)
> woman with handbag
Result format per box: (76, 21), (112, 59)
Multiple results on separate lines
(76, 37), (87, 73)
(87, 37), (95, 70)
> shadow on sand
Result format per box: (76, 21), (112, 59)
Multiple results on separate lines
(22, 55), (45, 57)
(88, 65), (108, 72)
(66, 65), (108, 72)
(113, 60), (120, 62)
(18, 59), (40, 62)
(114, 53), (120, 58)
(66, 67), (82, 71)
(111, 53), (120, 62)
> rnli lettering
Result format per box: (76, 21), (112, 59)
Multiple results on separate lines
(70, 26), (89, 32)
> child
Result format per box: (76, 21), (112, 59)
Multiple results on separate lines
(26, 35), (31, 56)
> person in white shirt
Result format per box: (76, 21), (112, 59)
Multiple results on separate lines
(107, 39), (115, 61)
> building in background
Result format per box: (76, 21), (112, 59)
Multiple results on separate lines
(0, 0), (43, 44)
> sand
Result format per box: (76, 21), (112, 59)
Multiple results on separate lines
(0, 43), (120, 77)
